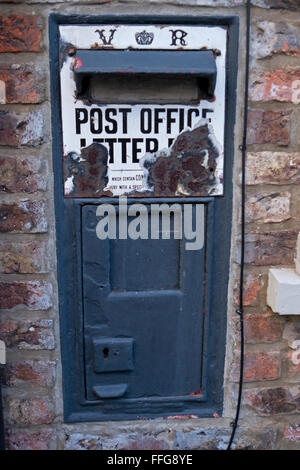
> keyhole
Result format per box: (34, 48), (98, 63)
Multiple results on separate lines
(103, 347), (109, 359)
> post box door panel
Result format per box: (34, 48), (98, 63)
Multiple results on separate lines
(82, 204), (205, 401)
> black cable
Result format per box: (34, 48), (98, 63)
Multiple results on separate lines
(226, 0), (251, 451)
(0, 367), (5, 450)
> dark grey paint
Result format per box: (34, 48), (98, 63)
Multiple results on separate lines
(75, 49), (217, 96)
(49, 14), (239, 422)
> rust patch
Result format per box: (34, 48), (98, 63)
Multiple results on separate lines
(199, 46), (221, 57)
(142, 123), (221, 197)
(64, 143), (112, 197)
(90, 42), (114, 50)
(166, 415), (198, 419)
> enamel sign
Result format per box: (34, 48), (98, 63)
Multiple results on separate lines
(59, 24), (227, 197)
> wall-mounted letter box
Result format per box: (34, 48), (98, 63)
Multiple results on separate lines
(50, 15), (238, 422)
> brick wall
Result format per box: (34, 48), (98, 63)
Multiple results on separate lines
(0, 0), (300, 450)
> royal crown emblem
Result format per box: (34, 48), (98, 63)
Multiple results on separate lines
(135, 30), (154, 45)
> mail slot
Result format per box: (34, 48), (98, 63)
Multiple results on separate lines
(50, 15), (239, 422)
(74, 50), (217, 100)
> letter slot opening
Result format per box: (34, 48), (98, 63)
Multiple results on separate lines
(74, 50), (217, 104)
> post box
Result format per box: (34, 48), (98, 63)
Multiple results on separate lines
(50, 15), (239, 421)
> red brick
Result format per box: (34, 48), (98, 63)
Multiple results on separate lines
(0, 281), (52, 310)
(283, 424), (300, 442)
(6, 429), (56, 450)
(0, 65), (45, 104)
(244, 313), (284, 343)
(247, 110), (290, 146)
(0, 110), (44, 147)
(7, 398), (55, 425)
(0, 15), (43, 53)
(250, 68), (300, 103)
(124, 436), (169, 450)
(4, 361), (56, 387)
(0, 156), (47, 193)
(234, 273), (263, 306)
(245, 386), (300, 415)
(232, 352), (281, 382)
(246, 152), (300, 186)
(0, 200), (47, 233)
(244, 231), (298, 266)
(245, 192), (291, 224)
(0, 320), (55, 350)
(0, 241), (48, 273)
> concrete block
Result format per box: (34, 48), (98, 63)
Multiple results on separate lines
(267, 268), (300, 315)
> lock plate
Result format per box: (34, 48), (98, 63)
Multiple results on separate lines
(92, 337), (134, 373)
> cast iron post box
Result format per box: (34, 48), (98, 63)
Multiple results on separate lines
(50, 15), (239, 421)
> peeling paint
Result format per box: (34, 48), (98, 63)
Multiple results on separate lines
(141, 120), (222, 196)
(64, 143), (110, 197)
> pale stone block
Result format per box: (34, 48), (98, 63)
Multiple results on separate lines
(0, 80), (5, 104)
(0, 340), (6, 364)
(267, 268), (300, 315)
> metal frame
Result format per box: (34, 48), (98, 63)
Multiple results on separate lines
(49, 14), (239, 422)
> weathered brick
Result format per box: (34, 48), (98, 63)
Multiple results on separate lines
(234, 273), (263, 306)
(283, 322), (300, 376)
(283, 322), (300, 345)
(0, 110), (44, 147)
(113, 0), (244, 4)
(7, 398), (55, 425)
(0, 320), (55, 350)
(244, 313), (284, 343)
(0, 15), (43, 53)
(0, 65), (45, 104)
(0, 281), (52, 310)
(0, 200), (47, 233)
(4, 361), (56, 387)
(287, 350), (300, 377)
(232, 352), (281, 382)
(252, 22), (300, 59)
(6, 429), (56, 450)
(174, 427), (277, 450)
(247, 110), (290, 146)
(0, 156), (47, 193)
(283, 424), (300, 442)
(245, 386), (300, 415)
(244, 231), (298, 265)
(245, 192), (291, 224)
(0, 0), (110, 2)
(250, 68), (300, 103)
(64, 432), (171, 450)
(246, 152), (300, 186)
(0, 241), (48, 273)
(252, 0), (300, 9)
